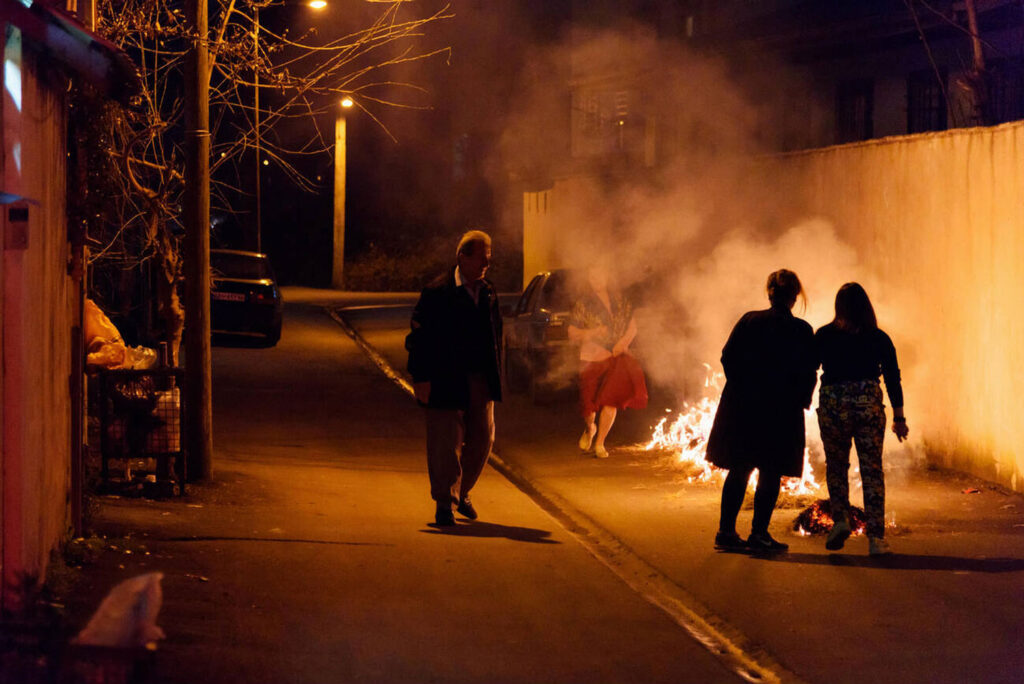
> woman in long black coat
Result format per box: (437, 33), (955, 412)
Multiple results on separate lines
(706, 269), (817, 553)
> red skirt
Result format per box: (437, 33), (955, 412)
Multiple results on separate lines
(579, 354), (648, 416)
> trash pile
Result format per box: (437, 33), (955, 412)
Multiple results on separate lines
(85, 298), (157, 370)
(792, 498), (869, 536)
(85, 299), (182, 496)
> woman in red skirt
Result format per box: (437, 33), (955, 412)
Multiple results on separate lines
(568, 265), (648, 458)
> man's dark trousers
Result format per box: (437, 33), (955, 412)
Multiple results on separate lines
(406, 266), (503, 510)
(425, 374), (494, 506)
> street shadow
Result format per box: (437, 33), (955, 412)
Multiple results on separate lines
(212, 332), (276, 349)
(749, 551), (1024, 573)
(421, 520), (560, 544)
(165, 536), (392, 547)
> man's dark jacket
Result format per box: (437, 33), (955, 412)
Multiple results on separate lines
(405, 267), (503, 409)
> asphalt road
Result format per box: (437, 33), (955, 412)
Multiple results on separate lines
(340, 291), (1024, 684)
(70, 289), (1024, 684)
(72, 289), (744, 684)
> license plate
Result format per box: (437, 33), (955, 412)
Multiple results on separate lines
(212, 292), (246, 302)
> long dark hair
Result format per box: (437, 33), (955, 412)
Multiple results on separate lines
(766, 269), (805, 311)
(833, 282), (877, 333)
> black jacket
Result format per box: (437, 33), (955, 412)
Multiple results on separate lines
(705, 307), (817, 477)
(405, 267), (503, 409)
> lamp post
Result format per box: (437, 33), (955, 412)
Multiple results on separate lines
(253, 0), (326, 254)
(332, 95), (354, 289)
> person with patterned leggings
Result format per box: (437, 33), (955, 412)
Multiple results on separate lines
(815, 283), (909, 556)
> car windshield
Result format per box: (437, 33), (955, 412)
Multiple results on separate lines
(212, 252), (271, 280)
(541, 271), (577, 313)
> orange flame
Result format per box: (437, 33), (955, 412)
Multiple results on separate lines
(646, 364), (821, 496)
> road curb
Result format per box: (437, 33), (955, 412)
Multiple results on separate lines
(328, 305), (811, 684)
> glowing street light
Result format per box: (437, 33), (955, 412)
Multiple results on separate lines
(308, 0), (328, 8)
(341, 96), (354, 108)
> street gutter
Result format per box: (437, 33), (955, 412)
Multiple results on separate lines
(328, 305), (810, 684)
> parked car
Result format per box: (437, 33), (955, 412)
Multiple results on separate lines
(502, 269), (582, 402)
(210, 249), (283, 345)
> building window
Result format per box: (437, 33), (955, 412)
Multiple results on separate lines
(987, 60), (1024, 124)
(835, 79), (874, 143)
(907, 70), (948, 133)
(613, 90), (630, 120)
(582, 91), (601, 138)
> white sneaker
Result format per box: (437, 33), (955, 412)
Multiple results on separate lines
(578, 426), (596, 451)
(868, 537), (893, 556)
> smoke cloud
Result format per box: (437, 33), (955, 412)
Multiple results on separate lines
(490, 18), (928, 474)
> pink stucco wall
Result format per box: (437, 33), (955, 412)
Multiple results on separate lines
(2, 31), (74, 610)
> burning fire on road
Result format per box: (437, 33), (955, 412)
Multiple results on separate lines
(791, 499), (868, 536)
(642, 366), (901, 536)
(644, 365), (821, 507)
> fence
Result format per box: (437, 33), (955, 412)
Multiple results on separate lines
(97, 369), (186, 495)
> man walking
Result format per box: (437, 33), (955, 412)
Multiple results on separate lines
(406, 230), (503, 526)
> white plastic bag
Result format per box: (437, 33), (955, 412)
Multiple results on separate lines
(74, 572), (166, 648)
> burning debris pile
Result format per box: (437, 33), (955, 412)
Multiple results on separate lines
(643, 365), (822, 508)
(792, 499), (868, 536)
(646, 397), (720, 483)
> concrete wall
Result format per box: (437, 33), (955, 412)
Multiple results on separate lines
(758, 121), (1024, 491)
(522, 190), (554, 283)
(523, 121), (1024, 492)
(522, 176), (612, 284)
(2, 31), (74, 608)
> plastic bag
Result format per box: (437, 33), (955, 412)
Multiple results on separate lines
(84, 298), (124, 348)
(74, 572), (166, 648)
(87, 342), (128, 369)
(127, 345), (158, 370)
(85, 298), (131, 369)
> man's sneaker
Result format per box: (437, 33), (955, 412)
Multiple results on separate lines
(825, 515), (852, 551)
(868, 536), (893, 556)
(714, 531), (748, 552)
(456, 496), (478, 520)
(435, 505), (456, 527)
(578, 426), (596, 451)
(747, 532), (789, 553)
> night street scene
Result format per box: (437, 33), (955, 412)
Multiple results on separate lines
(2, 0), (1024, 682)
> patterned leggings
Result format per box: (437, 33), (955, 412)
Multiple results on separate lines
(817, 380), (887, 538)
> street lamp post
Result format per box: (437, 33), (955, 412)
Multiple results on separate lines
(332, 95), (354, 289)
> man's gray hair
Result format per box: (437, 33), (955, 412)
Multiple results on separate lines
(456, 230), (491, 258)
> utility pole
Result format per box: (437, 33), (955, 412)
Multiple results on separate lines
(184, 0), (213, 480)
